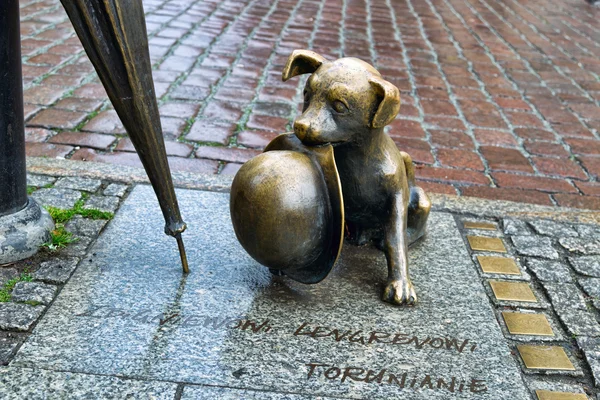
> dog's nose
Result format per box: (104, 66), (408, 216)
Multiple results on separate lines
(294, 119), (310, 141)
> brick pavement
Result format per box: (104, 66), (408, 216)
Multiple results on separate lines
(16, 0), (600, 209)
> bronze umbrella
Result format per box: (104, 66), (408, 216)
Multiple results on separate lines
(61, 0), (189, 272)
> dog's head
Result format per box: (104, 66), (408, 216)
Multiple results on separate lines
(283, 50), (400, 146)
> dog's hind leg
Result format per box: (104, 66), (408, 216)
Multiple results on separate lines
(401, 151), (431, 246)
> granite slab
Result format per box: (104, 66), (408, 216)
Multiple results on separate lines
(0, 366), (176, 399)
(12, 185), (529, 399)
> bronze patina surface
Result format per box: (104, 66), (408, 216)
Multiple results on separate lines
(477, 256), (521, 275)
(230, 50), (431, 305)
(502, 312), (554, 336)
(60, 0), (188, 272)
(490, 281), (537, 302)
(535, 390), (588, 400)
(517, 345), (575, 370)
(467, 235), (507, 253)
(464, 221), (497, 230)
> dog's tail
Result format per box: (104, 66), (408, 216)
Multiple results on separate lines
(400, 151), (415, 185)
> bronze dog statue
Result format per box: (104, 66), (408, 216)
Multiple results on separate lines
(230, 50), (430, 306)
(282, 50), (431, 305)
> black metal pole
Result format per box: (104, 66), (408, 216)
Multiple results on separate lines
(0, 0), (27, 217)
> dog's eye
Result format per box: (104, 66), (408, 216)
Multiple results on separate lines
(332, 100), (349, 114)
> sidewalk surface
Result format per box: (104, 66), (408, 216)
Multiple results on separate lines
(18, 0), (600, 208)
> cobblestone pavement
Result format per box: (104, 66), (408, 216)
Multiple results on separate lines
(1, 174), (600, 398)
(17, 0), (600, 209)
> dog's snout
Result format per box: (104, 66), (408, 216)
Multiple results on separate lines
(294, 118), (310, 141)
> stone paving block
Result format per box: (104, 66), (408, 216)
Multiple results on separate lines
(542, 282), (587, 311)
(579, 277), (600, 302)
(568, 256), (600, 278)
(512, 236), (559, 260)
(0, 338), (18, 365)
(65, 215), (108, 238)
(0, 269), (19, 287)
(54, 177), (102, 193)
(11, 282), (57, 305)
(554, 308), (600, 337)
(26, 174), (56, 188)
(60, 237), (93, 258)
(560, 238), (600, 255)
(83, 195), (120, 213)
(528, 220), (579, 238)
(575, 224), (600, 238)
(503, 219), (531, 236)
(525, 259), (573, 283)
(103, 184), (128, 198)
(0, 303), (45, 332)
(33, 258), (79, 284)
(576, 337), (600, 386)
(31, 188), (82, 210)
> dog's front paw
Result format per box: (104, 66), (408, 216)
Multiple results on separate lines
(382, 279), (417, 306)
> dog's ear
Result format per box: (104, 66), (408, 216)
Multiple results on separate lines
(282, 50), (327, 81)
(368, 76), (401, 128)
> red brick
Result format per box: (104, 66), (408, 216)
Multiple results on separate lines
(416, 180), (457, 195)
(24, 128), (52, 143)
(23, 104), (41, 121)
(480, 146), (533, 173)
(26, 143), (73, 158)
(416, 87), (450, 100)
(495, 98), (531, 111)
(564, 138), (600, 155)
(23, 85), (69, 105)
(437, 149), (484, 171)
(553, 123), (594, 138)
(575, 181), (600, 197)
(195, 146), (260, 163)
(415, 166), (489, 185)
(570, 103), (600, 120)
(393, 138), (434, 164)
(523, 141), (569, 158)
(71, 148), (218, 174)
(505, 111), (544, 127)
(473, 129), (518, 147)
(579, 157), (600, 180)
(237, 130), (278, 149)
(53, 97), (104, 112)
(420, 99), (458, 116)
(452, 88), (487, 100)
(514, 128), (555, 141)
(424, 116), (466, 131)
(29, 109), (87, 130)
(460, 186), (553, 206)
(73, 83), (108, 100)
(533, 157), (587, 180)
(492, 172), (577, 193)
(246, 114), (289, 132)
(159, 102), (201, 119)
(49, 131), (116, 150)
(186, 119), (236, 144)
(82, 110), (125, 134)
(389, 119), (425, 138)
(115, 138), (193, 157)
(430, 130), (473, 149)
(553, 194), (600, 210)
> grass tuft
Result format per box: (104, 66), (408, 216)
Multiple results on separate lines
(0, 273), (33, 303)
(41, 226), (78, 252)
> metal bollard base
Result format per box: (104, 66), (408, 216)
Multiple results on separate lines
(0, 199), (54, 265)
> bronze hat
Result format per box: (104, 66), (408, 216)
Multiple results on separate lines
(230, 134), (344, 284)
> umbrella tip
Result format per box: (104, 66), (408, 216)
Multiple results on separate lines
(175, 234), (189, 274)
